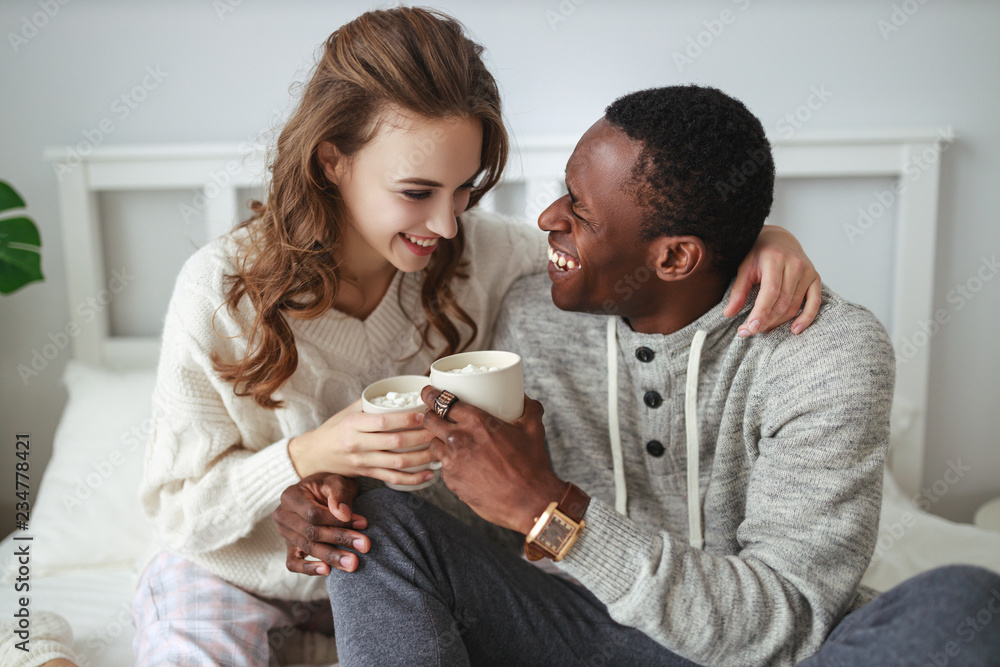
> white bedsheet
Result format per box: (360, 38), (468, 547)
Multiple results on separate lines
(0, 556), (137, 666)
(861, 470), (1000, 591)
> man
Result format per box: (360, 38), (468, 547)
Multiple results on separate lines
(274, 86), (1000, 665)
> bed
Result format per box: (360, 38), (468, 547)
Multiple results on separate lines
(2, 130), (999, 666)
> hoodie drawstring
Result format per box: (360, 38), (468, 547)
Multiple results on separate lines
(685, 329), (707, 550)
(607, 318), (628, 515)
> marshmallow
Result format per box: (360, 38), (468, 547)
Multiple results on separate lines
(370, 390), (423, 408)
(448, 364), (501, 374)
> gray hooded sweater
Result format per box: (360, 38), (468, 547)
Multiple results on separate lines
(490, 273), (895, 666)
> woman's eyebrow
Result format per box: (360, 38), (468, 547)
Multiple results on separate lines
(396, 170), (479, 188)
(396, 177), (442, 187)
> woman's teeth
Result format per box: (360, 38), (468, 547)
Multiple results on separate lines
(548, 245), (578, 271)
(403, 233), (438, 248)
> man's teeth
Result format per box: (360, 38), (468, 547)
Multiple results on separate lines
(547, 246), (578, 271)
(403, 233), (437, 247)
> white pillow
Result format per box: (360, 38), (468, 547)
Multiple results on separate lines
(15, 361), (157, 576)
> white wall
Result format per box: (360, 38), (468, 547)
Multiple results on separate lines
(1, 0), (998, 536)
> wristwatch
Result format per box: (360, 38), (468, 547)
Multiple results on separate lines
(524, 482), (590, 561)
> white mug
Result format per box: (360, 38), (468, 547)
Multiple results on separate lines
(428, 350), (524, 423)
(361, 375), (437, 492)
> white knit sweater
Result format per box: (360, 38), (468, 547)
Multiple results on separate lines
(138, 209), (547, 601)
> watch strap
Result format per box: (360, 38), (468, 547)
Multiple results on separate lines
(559, 481), (590, 523)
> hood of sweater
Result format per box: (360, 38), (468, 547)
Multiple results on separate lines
(613, 281), (759, 369)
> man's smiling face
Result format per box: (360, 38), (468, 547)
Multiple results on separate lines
(538, 118), (653, 316)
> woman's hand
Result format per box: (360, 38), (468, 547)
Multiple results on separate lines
(724, 224), (821, 336)
(273, 473), (369, 575)
(287, 398), (437, 486)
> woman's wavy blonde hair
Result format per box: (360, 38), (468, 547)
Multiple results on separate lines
(212, 7), (508, 409)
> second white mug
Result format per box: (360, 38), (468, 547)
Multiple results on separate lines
(429, 350), (524, 422)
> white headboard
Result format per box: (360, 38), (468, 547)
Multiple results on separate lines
(44, 128), (952, 497)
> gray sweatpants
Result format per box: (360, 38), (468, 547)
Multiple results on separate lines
(326, 488), (1000, 666)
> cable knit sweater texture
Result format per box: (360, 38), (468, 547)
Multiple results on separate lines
(491, 273), (896, 667)
(138, 209), (547, 602)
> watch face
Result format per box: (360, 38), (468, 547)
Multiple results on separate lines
(539, 514), (574, 552)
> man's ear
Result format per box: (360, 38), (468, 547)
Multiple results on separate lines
(648, 236), (708, 281)
(316, 141), (346, 185)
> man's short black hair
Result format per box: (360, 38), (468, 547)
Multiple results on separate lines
(604, 85), (774, 278)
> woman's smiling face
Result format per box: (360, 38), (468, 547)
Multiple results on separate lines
(319, 107), (483, 275)
(538, 118), (652, 316)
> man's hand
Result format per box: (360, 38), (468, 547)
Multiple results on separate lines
(272, 473), (370, 575)
(420, 385), (565, 535)
(724, 224), (822, 336)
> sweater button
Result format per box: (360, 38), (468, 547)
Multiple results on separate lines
(646, 440), (665, 457)
(635, 347), (655, 363)
(643, 390), (662, 408)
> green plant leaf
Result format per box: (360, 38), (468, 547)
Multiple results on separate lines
(0, 181), (27, 214)
(0, 216), (43, 294)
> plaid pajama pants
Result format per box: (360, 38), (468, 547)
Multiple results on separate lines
(131, 551), (336, 666)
